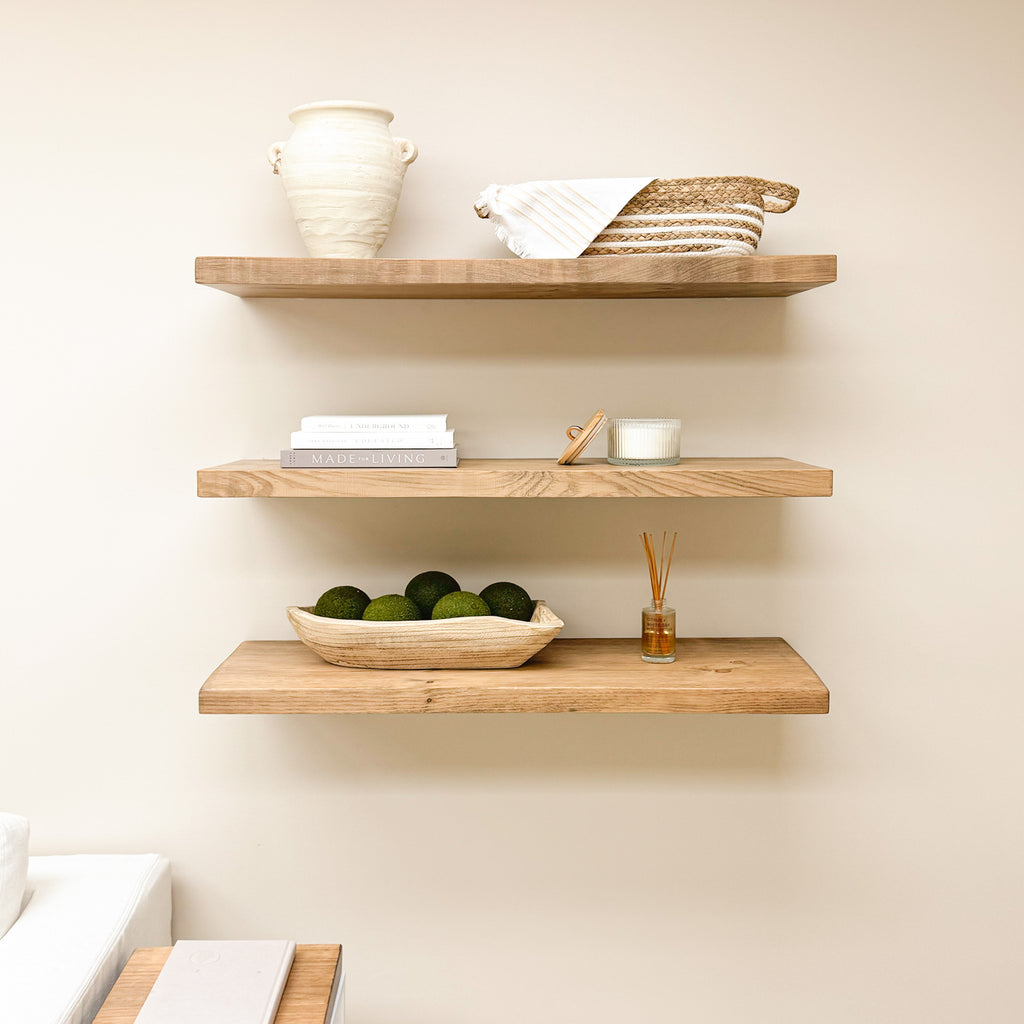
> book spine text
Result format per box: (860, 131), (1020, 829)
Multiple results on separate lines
(281, 448), (459, 468)
(299, 415), (447, 432)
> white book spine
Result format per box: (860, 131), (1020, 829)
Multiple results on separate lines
(291, 430), (455, 449)
(300, 415), (447, 432)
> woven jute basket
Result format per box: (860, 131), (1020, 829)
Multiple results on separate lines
(582, 176), (799, 256)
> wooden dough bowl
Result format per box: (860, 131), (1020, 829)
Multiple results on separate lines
(287, 601), (564, 670)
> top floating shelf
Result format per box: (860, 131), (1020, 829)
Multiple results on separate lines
(195, 254), (837, 299)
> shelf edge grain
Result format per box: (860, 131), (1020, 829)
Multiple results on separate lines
(199, 638), (830, 715)
(196, 458), (833, 499)
(194, 254), (838, 299)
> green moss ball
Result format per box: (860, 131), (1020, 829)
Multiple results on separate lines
(431, 591), (492, 619)
(362, 594), (422, 621)
(313, 585), (371, 619)
(479, 582), (534, 621)
(405, 570), (460, 617)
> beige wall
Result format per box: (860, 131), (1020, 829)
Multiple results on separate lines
(3, 0), (1023, 1020)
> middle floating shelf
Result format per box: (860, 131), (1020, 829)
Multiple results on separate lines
(200, 637), (830, 715)
(197, 458), (833, 499)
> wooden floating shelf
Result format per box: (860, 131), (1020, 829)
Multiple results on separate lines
(195, 254), (837, 299)
(199, 637), (829, 714)
(197, 458), (833, 499)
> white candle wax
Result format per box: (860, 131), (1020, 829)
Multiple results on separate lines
(607, 418), (681, 465)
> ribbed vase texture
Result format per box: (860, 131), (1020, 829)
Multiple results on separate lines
(270, 102), (417, 258)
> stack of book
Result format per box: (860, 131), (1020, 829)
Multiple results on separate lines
(280, 414), (458, 468)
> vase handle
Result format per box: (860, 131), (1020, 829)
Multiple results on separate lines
(394, 137), (418, 165)
(267, 142), (285, 175)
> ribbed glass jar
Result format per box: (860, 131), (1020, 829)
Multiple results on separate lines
(607, 418), (681, 466)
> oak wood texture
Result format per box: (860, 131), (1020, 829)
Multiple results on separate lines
(288, 600), (564, 669)
(199, 637), (829, 714)
(92, 944), (342, 1024)
(197, 457), (833, 499)
(194, 254), (837, 298)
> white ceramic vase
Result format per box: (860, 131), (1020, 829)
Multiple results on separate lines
(268, 101), (417, 258)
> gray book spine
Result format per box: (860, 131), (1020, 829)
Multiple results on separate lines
(281, 448), (459, 468)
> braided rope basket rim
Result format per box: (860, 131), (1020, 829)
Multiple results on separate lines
(582, 176), (798, 256)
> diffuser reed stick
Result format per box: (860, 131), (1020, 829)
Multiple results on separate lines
(640, 531), (678, 662)
(641, 531), (677, 606)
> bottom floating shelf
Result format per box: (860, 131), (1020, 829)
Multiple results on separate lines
(200, 637), (828, 714)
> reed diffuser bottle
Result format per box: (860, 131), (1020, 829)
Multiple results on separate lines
(640, 531), (677, 663)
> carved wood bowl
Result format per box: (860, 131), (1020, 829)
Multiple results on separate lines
(286, 600), (564, 670)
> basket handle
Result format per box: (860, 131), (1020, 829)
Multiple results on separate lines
(751, 178), (799, 213)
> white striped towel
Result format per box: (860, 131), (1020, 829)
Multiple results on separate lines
(474, 178), (654, 259)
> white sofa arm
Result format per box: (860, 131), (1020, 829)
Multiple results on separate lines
(0, 854), (171, 1024)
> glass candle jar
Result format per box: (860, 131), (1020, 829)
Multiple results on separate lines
(607, 418), (681, 466)
(641, 603), (676, 663)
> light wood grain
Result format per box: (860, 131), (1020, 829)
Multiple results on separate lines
(197, 457), (833, 499)
(92, 944), (342, 1024)
(288, 600), (563, 669)
(194, 254), (837, 298)
(199, 638), (829, 714)
(91, 948), (171, 1024)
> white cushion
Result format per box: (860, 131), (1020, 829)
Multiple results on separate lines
(0, 812), (29, 940)
(0, 853), (171, 1024)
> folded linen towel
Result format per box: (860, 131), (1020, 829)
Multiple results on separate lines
(475, 178), (654, 259)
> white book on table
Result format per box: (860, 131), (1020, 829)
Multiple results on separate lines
(134, 939), (295, 1024)
(291, 429), (455, 449)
